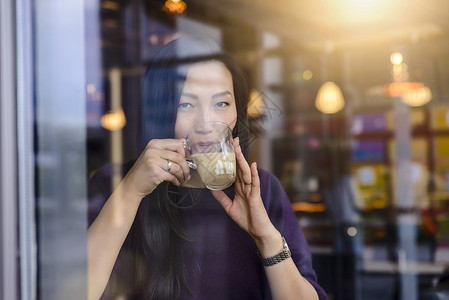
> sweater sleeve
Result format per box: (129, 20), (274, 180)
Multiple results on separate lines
(259, 169), (327, 300)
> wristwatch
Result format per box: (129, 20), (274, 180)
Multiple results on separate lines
(258, 236), (291, 267)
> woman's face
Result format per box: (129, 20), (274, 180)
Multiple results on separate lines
(174, 61), (237, 139)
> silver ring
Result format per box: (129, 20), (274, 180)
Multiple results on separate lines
(167, 160), (172, 172)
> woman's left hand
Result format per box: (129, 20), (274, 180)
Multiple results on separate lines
(212, 137), (280, 247)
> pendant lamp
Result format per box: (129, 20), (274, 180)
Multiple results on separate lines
(315, 81), (345, 114)
(401, 85), (432, 107)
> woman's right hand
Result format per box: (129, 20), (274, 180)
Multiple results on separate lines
(121, 139), (191, 200)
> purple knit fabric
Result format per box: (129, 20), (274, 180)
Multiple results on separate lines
(88, 165), (326, 300)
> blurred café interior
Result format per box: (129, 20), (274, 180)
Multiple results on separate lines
(1, 0), (449, 299)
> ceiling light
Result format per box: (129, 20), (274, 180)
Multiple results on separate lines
(315, 81), (345, 114)
(390, 52), (403, 65)
(401, 85), (432, 107)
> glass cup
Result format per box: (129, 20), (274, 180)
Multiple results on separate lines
(183, 122), (236, 190)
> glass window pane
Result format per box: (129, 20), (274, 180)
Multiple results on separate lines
(21, 1), (449, 299)
(34, 1), (87, 299)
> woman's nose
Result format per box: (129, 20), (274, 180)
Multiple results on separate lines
(197, 107), (212, 124)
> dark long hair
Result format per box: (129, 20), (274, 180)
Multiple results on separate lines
(130, 36), (250, 299)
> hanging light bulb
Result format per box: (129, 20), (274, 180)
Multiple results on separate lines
(390, 52), (403, 65)
(315, 81), (345, 114)
(401, 85), (432, 107)
(163, 0), (187, 14)
(101, 108), (127, 131)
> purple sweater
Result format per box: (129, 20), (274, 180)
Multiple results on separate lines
(88, 164), (326, 300)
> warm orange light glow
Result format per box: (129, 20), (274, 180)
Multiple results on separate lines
(387, 82), (423, 98)
(387, 51), (431, 107)
(163, 0), (187, 14)
(326, 0), (404, 25)
(402, 85), (432, 107)
(315, 81), (345, 114)
(291, 202), (326, 213)
(390, 52), (403, 65)
(101, 108), (127, 131)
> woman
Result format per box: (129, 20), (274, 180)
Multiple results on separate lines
(88, 36), (326, 300)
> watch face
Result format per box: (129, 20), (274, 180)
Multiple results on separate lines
(282, 237), (289, 250)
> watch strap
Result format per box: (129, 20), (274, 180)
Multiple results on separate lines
(258, 237), (291, 267)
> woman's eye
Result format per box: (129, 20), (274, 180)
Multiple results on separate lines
(178, 103), (193, 110)
(215, 102), (230, 109)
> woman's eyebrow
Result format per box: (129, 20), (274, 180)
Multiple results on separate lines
(180, 92), (199, 99)
(212, 91), (232, 98)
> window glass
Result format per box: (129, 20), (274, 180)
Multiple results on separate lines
(34, 1), (87, 298)
(28, 1), (449, 299)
